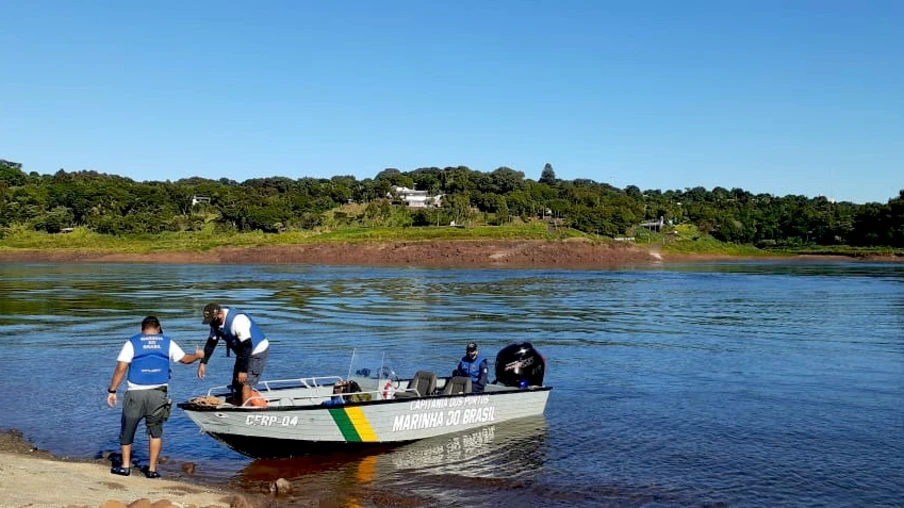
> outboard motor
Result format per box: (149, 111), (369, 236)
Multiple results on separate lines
(494, 342), (545, 388)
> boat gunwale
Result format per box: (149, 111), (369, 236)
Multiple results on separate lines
(177, 385), (553, 413)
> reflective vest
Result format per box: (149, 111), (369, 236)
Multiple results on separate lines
(457, 355), (486, 383)
(128, 333), (171, 385)
(214, 308), (265, 355)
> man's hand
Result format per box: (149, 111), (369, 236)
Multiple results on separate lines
(198, 363), (206, 380)
(237, 372), (248, 384)
(106, 392), (117, 408)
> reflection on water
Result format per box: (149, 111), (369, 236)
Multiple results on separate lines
(234, 416), (549, 507)
(1, 261), (903, 507)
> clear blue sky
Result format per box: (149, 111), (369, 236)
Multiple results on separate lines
(1, 1), (901, 204)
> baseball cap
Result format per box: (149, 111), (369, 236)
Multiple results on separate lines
(466, 342), (478, 352)
(202, 303), (221, 324)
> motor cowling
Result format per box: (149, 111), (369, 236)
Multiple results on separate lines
(494, 342), (545, 387)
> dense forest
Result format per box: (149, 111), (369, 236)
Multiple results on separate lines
(1, 159), (902, 248)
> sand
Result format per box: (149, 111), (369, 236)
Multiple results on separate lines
(0, 429), (249, 508)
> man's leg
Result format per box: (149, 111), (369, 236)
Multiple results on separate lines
(241, 349), (268, 405)
(144, 390), (168, 476)
(231, 360), (242, 404)
(148, 436), (162, 472)
(120, 443), (132, 469)
(115, 392), (142, 475)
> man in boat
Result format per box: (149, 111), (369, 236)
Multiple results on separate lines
(106, 316), (204, 478)
(321, 380), (348, 406)
(454, 341), (489, 393)
(198, 303), (271, 406)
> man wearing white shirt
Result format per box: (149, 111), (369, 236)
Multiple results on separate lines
(106, 316), (202, 478)
(198, 303), (271, 406)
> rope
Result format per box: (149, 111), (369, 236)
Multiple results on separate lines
(188, 395), (225, 407)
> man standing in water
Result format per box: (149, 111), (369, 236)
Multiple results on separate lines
(198, 303), (270, 406)
(106, 316), (203, 478)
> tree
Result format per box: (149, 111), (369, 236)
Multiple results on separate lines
(490, 167), (525, 194)
(444, 194), (472, 225)
(0, 160), (27, 187)
(539, 163), (557, 186)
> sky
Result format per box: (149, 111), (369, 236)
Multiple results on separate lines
(1, 1), (902, 204)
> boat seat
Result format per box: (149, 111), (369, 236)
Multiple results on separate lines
(442, 376), (472, 395)
(394, 370), (438, 399)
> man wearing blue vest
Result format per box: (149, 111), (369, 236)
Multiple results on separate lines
(106, 316), (203, 478)
(198, 303), (271, 406)
(454, 341), (489, 393)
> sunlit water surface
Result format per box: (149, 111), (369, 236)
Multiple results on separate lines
(0, 261), (902, 507)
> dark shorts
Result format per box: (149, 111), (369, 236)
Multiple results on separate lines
(232, 348), (268, 390)
(119, 388), (170, 445)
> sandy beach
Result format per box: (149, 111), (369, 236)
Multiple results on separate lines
(0, 430), (253, 508)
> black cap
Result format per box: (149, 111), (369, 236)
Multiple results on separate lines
(466, 342), (478, 352)
(202, 303), (221, 324)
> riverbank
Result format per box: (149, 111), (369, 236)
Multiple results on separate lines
(0, 429), (246, 508)
(1, 239), (900, 268)
(0, 239), (659, 268)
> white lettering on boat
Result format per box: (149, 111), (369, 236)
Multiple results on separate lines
(245, 414), (299, 427)
(393, 395), (496, 432)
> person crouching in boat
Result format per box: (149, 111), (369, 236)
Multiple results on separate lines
(197, 303), (270, 406)
(322, 381), (347, 406)
(106, 316), (204, 478)
(454, 342), (489, 393)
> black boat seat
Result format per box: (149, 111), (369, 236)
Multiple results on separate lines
(394, 370), (437, 399)
(442, 376), (472, 395)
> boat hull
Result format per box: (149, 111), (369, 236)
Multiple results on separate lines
(180, 387), (551, 458)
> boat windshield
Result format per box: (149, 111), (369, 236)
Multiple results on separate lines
(345, 349), (400, 384)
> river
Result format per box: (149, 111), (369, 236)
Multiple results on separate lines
(0, 261), (901, 507)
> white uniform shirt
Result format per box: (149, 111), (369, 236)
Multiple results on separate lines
(216, 309), (269, 355)
(117, 339), (187, 390)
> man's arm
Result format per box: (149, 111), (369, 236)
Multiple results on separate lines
(106, 361), (129, 408)
(231, 314), (254, 376)
(476, 359), (489, 390)
(236, 340), (253, 374)
(200, 336), (218, 364)
(179, 347), (205, 364)
(198, 336), (218, 380)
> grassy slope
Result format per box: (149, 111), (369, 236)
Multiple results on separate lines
(0, 222), (592, 253)
(660, 224), (902, 258)
(1, 222), (899, 258)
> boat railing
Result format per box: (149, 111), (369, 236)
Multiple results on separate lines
(200, 375), (408, 407)
(203, 375), (345, 397)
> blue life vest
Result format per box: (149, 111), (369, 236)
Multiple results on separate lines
(213, 308), (265, 355)
(457, 355), (486, 383)
(128, 333), (171, 386)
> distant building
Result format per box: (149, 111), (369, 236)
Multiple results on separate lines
(391, 186), (443, 209)
(191, 196), (211, 206)
(639, 216), (665, 231)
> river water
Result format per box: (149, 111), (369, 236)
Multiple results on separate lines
(0, 261), (901, 507)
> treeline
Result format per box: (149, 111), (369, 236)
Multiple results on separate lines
(1, 159), (902, 247)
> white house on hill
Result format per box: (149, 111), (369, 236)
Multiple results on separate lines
(391, 186), (443, 209)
